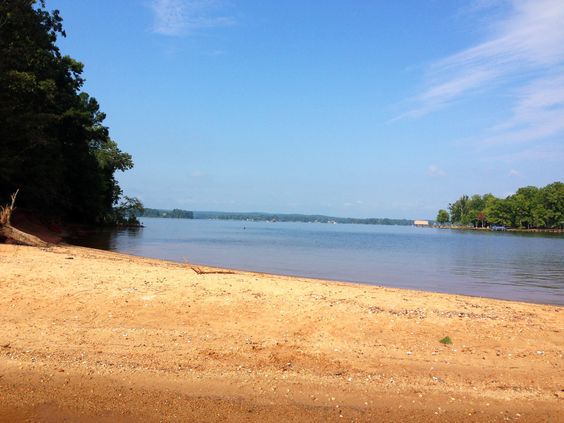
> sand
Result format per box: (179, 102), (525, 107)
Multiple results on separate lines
(0, 244), (562, 422)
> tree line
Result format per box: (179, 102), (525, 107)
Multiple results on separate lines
(141, 208), (194, 219)
(0, 1), (140, 225)
(137, 209), (414, 225)
(436, 182), (564, 229)
(192, 211), (413, 225)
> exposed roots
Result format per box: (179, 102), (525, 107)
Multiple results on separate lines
(0, 189), (18, 226)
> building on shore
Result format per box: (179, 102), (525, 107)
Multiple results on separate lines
(414, 220), (430, 227)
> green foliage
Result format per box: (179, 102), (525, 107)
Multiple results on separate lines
(442, 182), (564, 229)
(140, 209), (413, 224)
(110, 196), (144, 226)
(487, 197), (514, 227)
(448, 195), (469, 225)
(436, 209), (449, 224)
(192, 211), (413, 225)
(141, 208), (194, 219)
(439, 336), (453, 345)
(542, 182), (564, 228)
(0, 0), (137, 224)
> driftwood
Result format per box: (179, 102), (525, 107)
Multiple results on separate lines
(191, 266), (235, 275)
(0, 224), (49, 247)
(0, 190), (49, 248)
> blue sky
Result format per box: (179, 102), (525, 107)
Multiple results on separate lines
(50, 0), (564, 219)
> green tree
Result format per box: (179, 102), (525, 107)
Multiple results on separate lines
(0, 1), (137, 224)
(436, 209), (449, 224)
(440, 183), (562, 229)
(449, 195), (470, 225)
(468, 194), (485, 227)
(485, 197), (513, 227)
(111, 196), (144, 226)
(540, 182), (564, 228)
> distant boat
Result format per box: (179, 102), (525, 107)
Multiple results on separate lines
(491, 225), (507, 231)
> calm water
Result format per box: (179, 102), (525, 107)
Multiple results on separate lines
(71, 217), (564, 305)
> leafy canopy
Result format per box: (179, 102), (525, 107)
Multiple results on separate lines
(443, 182), (564, 229)
(0, 0), (138, 224)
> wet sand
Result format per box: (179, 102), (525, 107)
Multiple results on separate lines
(0, 244), (562, 422)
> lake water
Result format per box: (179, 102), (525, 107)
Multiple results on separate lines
(71, 217), (564, 305)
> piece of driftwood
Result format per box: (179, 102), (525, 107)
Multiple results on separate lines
(0, 224), (49, 247)
(190, 266), (235, 275)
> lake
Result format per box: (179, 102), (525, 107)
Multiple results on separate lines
(71, 218), (564, 305)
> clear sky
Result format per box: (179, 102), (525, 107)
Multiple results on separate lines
(49, 0), (564, 219)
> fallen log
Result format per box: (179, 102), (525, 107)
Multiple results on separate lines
(0, 223), (49, 247)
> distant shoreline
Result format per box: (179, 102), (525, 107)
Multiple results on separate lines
(140, 208), (416, 226)
(140, 213), (564, 233)
(435, 225), (564, 234)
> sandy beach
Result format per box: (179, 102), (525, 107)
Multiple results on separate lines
(0, 244), (562, 422)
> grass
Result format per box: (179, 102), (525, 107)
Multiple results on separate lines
(439, 336), (453, 345)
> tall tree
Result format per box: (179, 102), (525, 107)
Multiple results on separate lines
(0, 0), (135, 223)
(540, 182), (564, 228)
(449, 195), (470, 225)
(440, 182), (563, 229)
(436, 209), (449, 224)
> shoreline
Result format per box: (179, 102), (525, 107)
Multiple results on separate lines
(64, 241), (564, 307)
(434, 225), (564, 234)
(150, 256), (564, 308)
(1, 244), (562, 422)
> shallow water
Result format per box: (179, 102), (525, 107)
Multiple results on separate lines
(71, 218), (564, 305)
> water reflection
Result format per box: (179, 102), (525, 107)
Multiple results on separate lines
(69, 226), (143, 251)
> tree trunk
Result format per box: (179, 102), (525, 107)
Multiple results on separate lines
(0, 224), (48, 247)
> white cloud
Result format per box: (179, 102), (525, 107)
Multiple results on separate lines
(402, 0), (564, 120)
(403, 68), (499, 119)
(151, 0), (234, 36)
(399, 0), (564, 166)
(427, 165), (447, 177)
(508, 169), (520, 176)
(478, 72), (564, 147)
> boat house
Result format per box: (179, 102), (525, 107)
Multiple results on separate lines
(414, 220), (430, 227)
